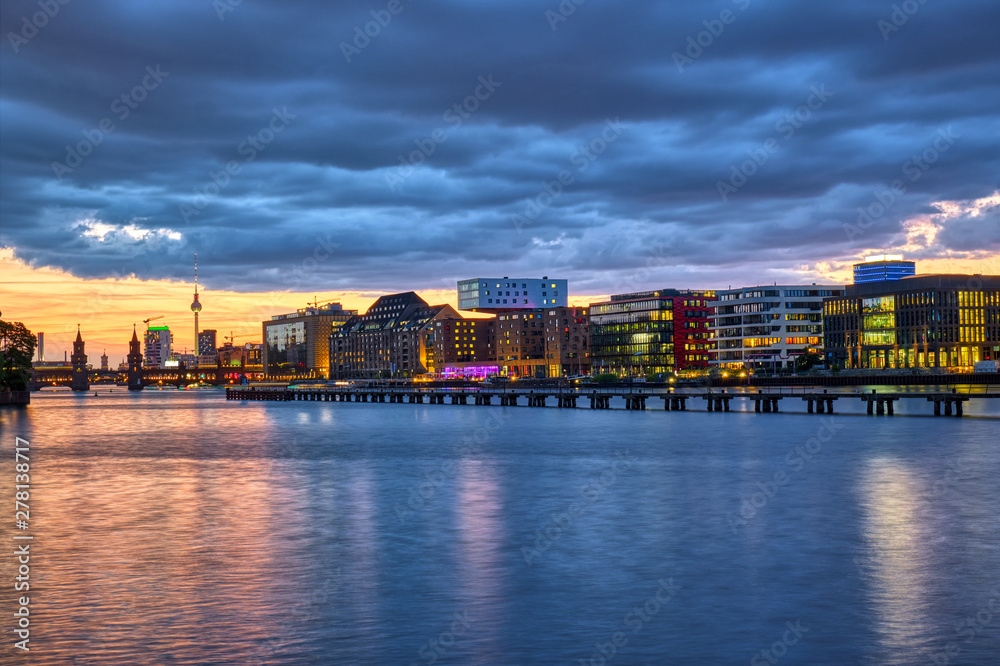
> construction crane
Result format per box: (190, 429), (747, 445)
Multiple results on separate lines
(225, 332), (259, 344)
(142, 315), (164, 328)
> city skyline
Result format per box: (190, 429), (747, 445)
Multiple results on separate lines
(4, 246), (998, 363)
(2, 2), (998, 351)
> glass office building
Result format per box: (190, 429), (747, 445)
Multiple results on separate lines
(852, 254), (916, 284)
(823, 274), (1000, 369)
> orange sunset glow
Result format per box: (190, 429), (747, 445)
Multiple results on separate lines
(1, 248), (602, 363)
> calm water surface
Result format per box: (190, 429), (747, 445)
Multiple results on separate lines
(1, 389), (999, 665)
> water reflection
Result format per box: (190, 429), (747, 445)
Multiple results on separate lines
(858, 457), (936, 664)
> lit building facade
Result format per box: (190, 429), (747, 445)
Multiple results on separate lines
(589, 289), (714, 376)
(263, 302), (357, 378)
(494, 306), (590, 378)
(853, 254), (916, 284)
(329, 292), (459, 379)
(544, 306), (590, 377)
(669, 292), (715, 370)
(218, 342), (262, 368)
(711, 285), (844, 370)
(144, 325), (172, 368)
(198, 329), (217, 355)
(433, 317), (497, 378)
(458, 277), (568, 312)
(823, 274), (1000, 369)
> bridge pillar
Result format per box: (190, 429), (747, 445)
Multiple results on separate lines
(867, 400), (874, 415)
(944, 400), (952, 416)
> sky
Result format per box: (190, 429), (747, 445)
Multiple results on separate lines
(2, 0), (999, 361)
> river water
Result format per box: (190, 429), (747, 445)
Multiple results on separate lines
(1, 389), (998, 665)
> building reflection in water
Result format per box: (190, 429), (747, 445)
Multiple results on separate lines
(858, 457), (937, 665)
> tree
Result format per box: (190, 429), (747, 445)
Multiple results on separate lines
(0, 316), (36, 391)
(795, 351), (823, 373)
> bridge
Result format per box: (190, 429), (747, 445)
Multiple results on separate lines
(29, 365), (264, 390)
(226, 386), (999, 417)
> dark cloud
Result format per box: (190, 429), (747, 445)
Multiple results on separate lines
(1, 0), (998, 295)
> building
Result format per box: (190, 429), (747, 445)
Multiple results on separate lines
(711, 284), (844, 370)
(198, 329), (217, 355)
(853, 254), (916, 284)
(144, 325), (172, 368)
(589, 289), (714, 376)
(166, 353), (196, 368)
(263, 302), (357, 378)
(70, 326), (89, 391)
(432, 317), (497, 379)
(495, 306), (589, 378)
(458, 277), (568, 312)
(127, 327), (143, 390)
(217, 342), (262, 368)
(823, 274), (1000, 370)
(329, 292), (459, 379)
(36, 332), (43, 361)
(544, 306), (590, 377)
(100, 350), (109, 371)
(668, 291), (715, 370)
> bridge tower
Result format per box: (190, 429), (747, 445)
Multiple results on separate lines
(71, 325), (90, 391)
(127, 325), (144, 391)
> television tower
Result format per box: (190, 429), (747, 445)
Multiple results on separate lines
(191, 253), (202, 358)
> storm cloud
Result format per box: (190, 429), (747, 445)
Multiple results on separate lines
(2, 0), (998, 296)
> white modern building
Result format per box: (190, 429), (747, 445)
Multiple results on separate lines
(458, 277), (568, 312)
(144, 325), (172, 368)
(711, 284), (845, 370)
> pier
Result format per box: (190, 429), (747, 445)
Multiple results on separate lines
(225, 386), (999, 417)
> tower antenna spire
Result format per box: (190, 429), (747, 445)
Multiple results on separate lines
(191, 253), (203, 360)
